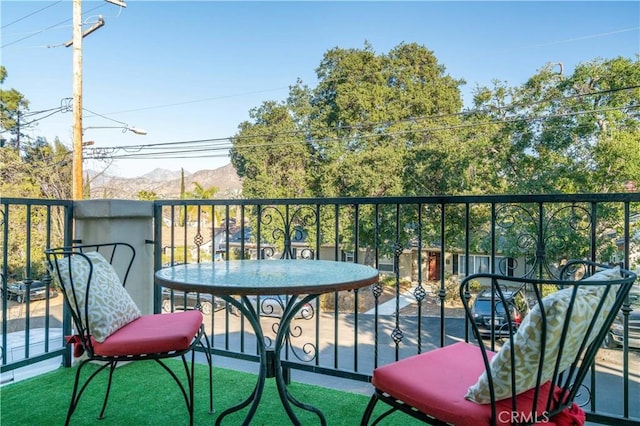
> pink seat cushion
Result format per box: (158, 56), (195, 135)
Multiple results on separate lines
(92, 311), (203, 357)
(372, 342), (554, 426)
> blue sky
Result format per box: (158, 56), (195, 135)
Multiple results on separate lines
(2, 1), (639, 178)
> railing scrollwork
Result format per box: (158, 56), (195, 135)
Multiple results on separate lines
(250, 205), (321, 362)
(260, 205), (318, 260)
(494, 203), (592, 279)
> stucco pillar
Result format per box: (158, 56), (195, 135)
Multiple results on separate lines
(73, 200), (154, 314)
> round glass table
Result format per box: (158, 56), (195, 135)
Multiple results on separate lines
(155, 259), (379, 426)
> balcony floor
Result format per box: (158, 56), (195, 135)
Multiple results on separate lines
(0, 329), (619, 426)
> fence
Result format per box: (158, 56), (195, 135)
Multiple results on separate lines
(2, 194), (639, 423)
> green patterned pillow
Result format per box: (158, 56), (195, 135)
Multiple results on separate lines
(56, 251), (141, 342)
(466, 267), (619, 404)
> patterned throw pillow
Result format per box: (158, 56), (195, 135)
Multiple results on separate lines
(466, 267), (620, 404)
(55, 251), (141, 343)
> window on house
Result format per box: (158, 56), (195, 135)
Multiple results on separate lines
(378, 257), (394, 273)
(342, 250), (355, 262)
(458, 255), (509, 276)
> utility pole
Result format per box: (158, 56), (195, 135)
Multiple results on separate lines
(72, 0), (83, 200)
(15, 111), (20, 152)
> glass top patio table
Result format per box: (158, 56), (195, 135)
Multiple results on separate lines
(155, 259), (379, 426)
(155, 259), (379, 295)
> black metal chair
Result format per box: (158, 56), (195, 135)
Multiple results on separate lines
(45, 242), (213, 426)
(361, 260), (637, 426)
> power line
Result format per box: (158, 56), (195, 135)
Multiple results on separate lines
(87, 78), (639, 125)
(83, 107), (132, 126)
(88, 87), (292, 117)
(509, 28), (640, 51)
(85, 84), (640, 159)
(96, 84), (640, 146)
(1, 2), (107, 49)
(477, 27), (640, 57)
(1, 1), (63, 29)
(104, 152), (232, 160)
(84, 103), (639, 161)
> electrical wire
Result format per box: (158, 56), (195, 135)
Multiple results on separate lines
(83, 107), (130, 126)
(1, 2), (107, 49)
(33, 81), (639, 154)
(495, 27), (640, 52)
(83, 103), (639, 161)
(91, 87), (292, 116)
(21, 109), (68, 127)
(1, 1), (63, 29)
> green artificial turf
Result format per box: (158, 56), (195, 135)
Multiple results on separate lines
(0, 360), (420, 425)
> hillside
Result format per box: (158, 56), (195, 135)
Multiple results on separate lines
(89, 163), (243, 200)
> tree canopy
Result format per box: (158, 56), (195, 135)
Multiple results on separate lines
(231, 44), (640, 198)
(0, 66), (30, 150)
(1, 66), (73, 199)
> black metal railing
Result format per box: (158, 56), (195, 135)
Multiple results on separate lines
(154, 194), (640, 424)
(2, 194), (639, 424)
(1, 198), (73, 384)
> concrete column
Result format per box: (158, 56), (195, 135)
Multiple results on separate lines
(73, 200), (154, 314)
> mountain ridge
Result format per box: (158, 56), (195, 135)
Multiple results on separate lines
(88, 163), (242, 199)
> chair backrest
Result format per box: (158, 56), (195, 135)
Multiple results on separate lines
(44, 243), (138, 353)
(460, 260), (636, 423)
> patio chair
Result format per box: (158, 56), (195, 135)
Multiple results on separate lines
(45, 242), (213, 426)
(361, 260), (637, 426)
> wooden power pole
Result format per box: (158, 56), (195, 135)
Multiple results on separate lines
(72, 0), (83, 200)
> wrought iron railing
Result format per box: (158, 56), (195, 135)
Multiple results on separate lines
(2, 194), (639, 424)
(154, 194), (640, 424)
(1, 198), (73, 383)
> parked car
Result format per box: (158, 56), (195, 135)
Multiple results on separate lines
(161, 287), (226, 315)
(470, 288), (527, 337)
(602, 287), (640, 349)
(6, 280), (58, 303)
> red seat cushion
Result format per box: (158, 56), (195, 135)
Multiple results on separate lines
(371, 342), (555, 426)
(92, 311), (203, 357)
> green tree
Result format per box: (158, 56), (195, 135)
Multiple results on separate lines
(137, 190), (158, 200)
(230, 42), (466, 258)
(0, 69), (73, 279)
(179, 168), (186, 226)
(231, 42), (465, 200)
(470, 57), (640, 194)
(83, 171), (91, 199)
(0, 66), (30, 150)
(185, 182), (221, 226)
(1, 68), (72, 200)
(231, 101), (314, 199)
(180, 168), (186, 198)
(468, 57), (640, 264)
(186, 182), (218, 200)
(0, 136), (71, 280)
(230, 45), (639, 263)
(310, 42), (464, 198)
(1, 136), (72, 200)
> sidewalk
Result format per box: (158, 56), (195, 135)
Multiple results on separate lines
(1, 328), (64, 386)
(364, 286), (418, 315)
